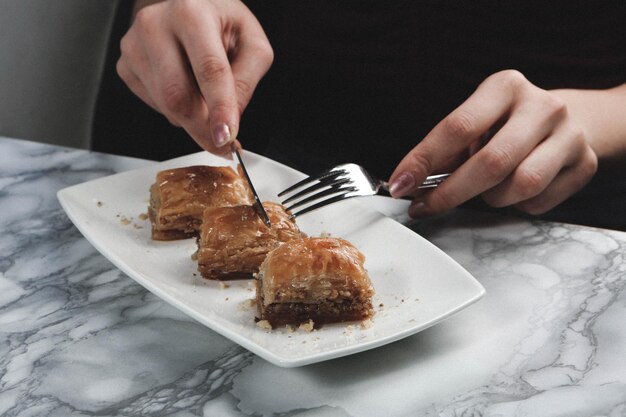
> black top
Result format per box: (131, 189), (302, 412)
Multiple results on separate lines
(92, 1), (626, 229)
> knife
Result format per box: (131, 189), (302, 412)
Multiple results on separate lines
(231, 143), (272, 228)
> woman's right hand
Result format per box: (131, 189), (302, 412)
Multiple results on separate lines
(117, 0), (273, 153)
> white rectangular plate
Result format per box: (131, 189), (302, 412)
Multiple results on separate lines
(57, 151), (484, 367)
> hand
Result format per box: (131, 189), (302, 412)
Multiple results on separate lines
(388, 70), (599, 218)
(116, 0), (273, 153)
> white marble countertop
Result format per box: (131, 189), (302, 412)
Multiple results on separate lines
(1, 136), (625, 417)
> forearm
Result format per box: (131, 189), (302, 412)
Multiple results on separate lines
(552, 83), (626, 170)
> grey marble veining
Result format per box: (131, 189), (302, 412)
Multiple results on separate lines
(1, 137), (625, 417)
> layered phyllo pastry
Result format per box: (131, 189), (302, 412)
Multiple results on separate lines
(149, 165), (253, 240)
(256, 237), (374, 327)
(196, 202), (303, 280)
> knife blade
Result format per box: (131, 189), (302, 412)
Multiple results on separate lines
(231, 143), (271, 228)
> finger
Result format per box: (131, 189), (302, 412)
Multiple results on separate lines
(469, 121), (504, 156)
(230, 28), (273, 113)
(142, 31), (217, 149)
(481, 125), (586, 207)
(175, 13), (239, 149)
(389, 71), (527, 198)
(118, 32), (162, 114)
(143, 35), (196, 120)
(515, 145), (597, 214)
(419, 95), (566, 214)
(116, 58), (160, 114)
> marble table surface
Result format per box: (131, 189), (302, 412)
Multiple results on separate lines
(1, 136), (625, 417)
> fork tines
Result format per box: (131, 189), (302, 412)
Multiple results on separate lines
(278, 168), (356, 218)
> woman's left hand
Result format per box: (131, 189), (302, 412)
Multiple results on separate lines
(388, 70), (599, 217)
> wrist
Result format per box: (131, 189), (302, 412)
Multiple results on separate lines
(551, 85), (626, 166)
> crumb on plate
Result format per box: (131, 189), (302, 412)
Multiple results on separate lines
(299, 319), (315, 332)
(360, 319), (373, 329)
(256, 320), (272, 330)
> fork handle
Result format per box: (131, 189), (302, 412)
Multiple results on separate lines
(379, 173), (450, 199)
(378, 184), (413, 200)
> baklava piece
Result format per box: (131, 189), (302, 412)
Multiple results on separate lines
(149, 165), (253, 240)
(256, 237), (374, 327)
(196, 202), (303, 280)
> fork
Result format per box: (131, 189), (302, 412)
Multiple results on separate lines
(277, 163), (450, 218)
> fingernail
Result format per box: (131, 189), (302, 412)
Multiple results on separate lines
(212, 123), (231, 148)
(408, 201), (426, 218)
(389, 172), (416, 197)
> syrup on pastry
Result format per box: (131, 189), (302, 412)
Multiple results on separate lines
(149, 165), (253, 240)
(196, 202), (303, 280)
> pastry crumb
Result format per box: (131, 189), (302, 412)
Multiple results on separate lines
(96, 201), (103, 207)
(378, 303), (384, 308)
(120, 216), (131, 225)
(219, 282), (230, 289)
(360, 319), (373, 329)
(256, 320), (272, 330)
(237, 299), (256, 312)
(138, 213), (149, 221)
(133, 223), (143, 229)
(285, 325), (295, 333)
(299, 319), (315, 332)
